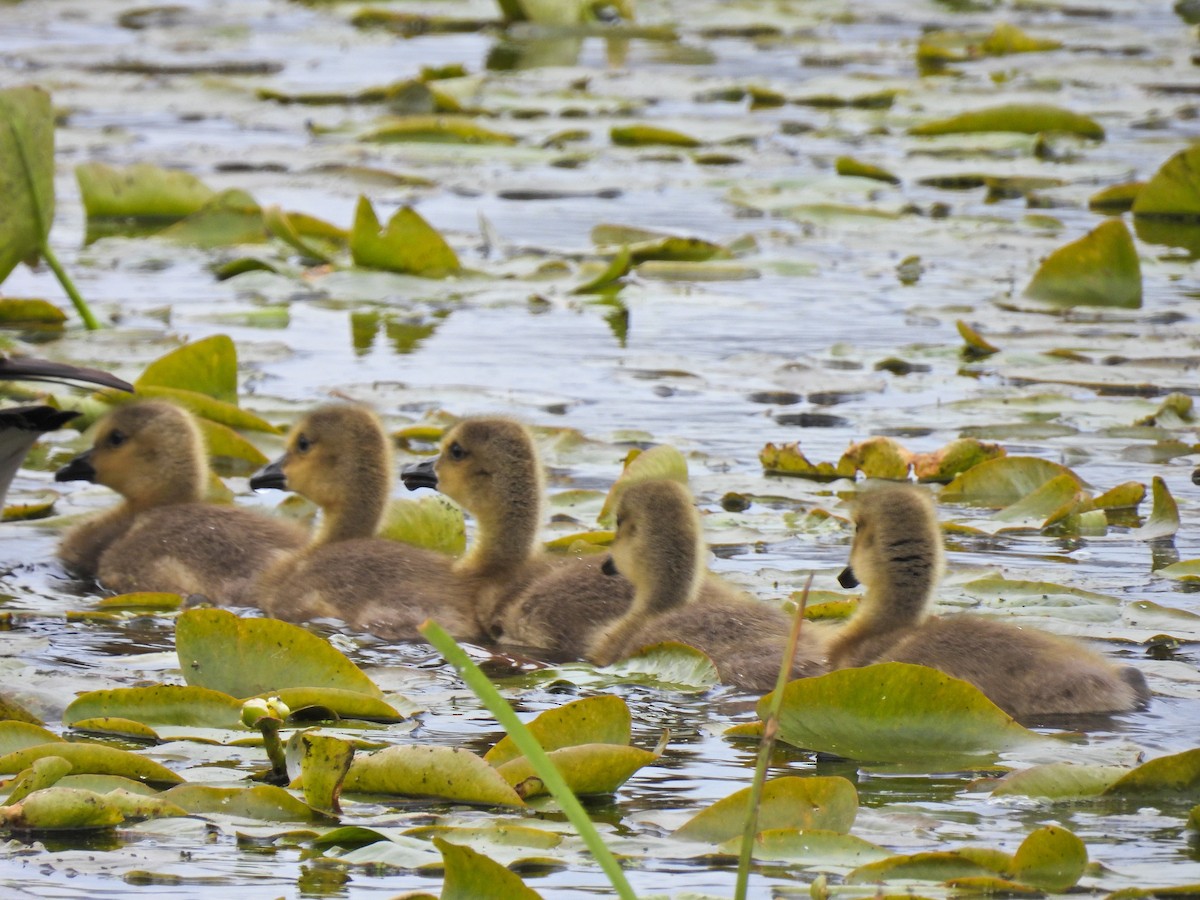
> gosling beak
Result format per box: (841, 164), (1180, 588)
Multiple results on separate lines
(250, 457), (288, 491)
(55, 449), (96, 483)
(601, 556), (619, 577)
(401, 457), (438, 491)
(837, 566), (859, 589)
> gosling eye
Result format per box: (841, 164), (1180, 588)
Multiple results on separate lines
(448, 441), (466, 461)
(106, 430), (126, 449)
(295, 434), (312, 453)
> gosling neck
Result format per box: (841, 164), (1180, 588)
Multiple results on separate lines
(314, 486), (387, 546)
(456, 492), (543, 578)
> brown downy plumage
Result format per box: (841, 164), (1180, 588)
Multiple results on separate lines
(56, 400), (305, 599)
(589, 479), (827, 692)
(400, 417), (634, 655)
(247, 404), (481, 641)
(829, 483), (1150, 719)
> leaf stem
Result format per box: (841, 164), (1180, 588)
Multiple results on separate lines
(39, 243), (100, 331)
(419, 620), (638, 900)
(734, 575), (812, 900)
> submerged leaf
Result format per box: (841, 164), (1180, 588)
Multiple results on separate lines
(486, 695), (631, 766)
(719, 828), (890, 865)
(910, 104), (1104, 139)
(599, 641), (720, 690)
(0, 86), (54, 282)
(1023, 219), (1142, 308)
(175, 608), (383, 699)
(342, 745), (524, 807)
(675, 776), (858, 843)
(762, 663), (1044, 764)
(75, 161), (214, 223)
(349, 196), (460, 277)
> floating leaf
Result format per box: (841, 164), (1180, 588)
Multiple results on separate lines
(379, 494), (466, 555)
(1131, 476), (1179, 541)
(0, 695), (43, 727)
(67, 718), (159, 741)
(1104, 748), (1200, 799)
(611, 125), (701, 147)
(349, 196), (460, 277)
(103, 789), (188, 821)
(94, 592), (183, 612)
(1010, 825), (1086, 892)
(1133, 143), (1200, 221)
(175, 608), (383, 699)
(157, 188), (268, 248)
(194, 416), (269, 468)
(598, 444), (689, 524)
(1157, 559), (1200, 582)
(3, 756), (72, 804)
(836, 436), (909, 479)
(0, 86), (53, 282)
(627, 236), (725, 263)
(136, 334), (239, 404)
(991, 472), (1084, 530)
(0, 298), (66, 326)
(162, 784), (329, 822)
(75, 161), (215, 223)
(572, 247), (632, 294)
(263, 205), (339, 264)
(293, 732), (354, 814)
(486, 695), (631, 766)
(981, 22), (1062, 54)
(0, 787), (124, 832)
(0, 722), (61, 757)
(910, 104), (1104, 139)
(435, 837), (544, 900)
(835, 156), (899, 184)
(1090, 182), (1144, 214)
(496, 743), (659, 799)
(991, 762), (1128, 799)
(361, 116), (516, 145)
(957, 319), (999, 357)
(675, 776), (858, 843)
(760, 442), (838, 479)
(847, 848), (1008, 884)
(762, 663), (1044, 764)
(0, 742), (182, 786)
(63, 685), (245, 730)
(599, 641), (720, 690)
(941, 456), (1079, 507)
(1023, 219), (1141, 308)
(269, 687), (402, 723)
(341, 745), (524, 807)
(718, 828), (890, 865)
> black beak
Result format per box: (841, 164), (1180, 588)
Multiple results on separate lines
(837, 566), (859, 589)
(601, 556), (619, 577)
(401, 457), (438, 491)
(55, 448), (97, 483)
(250, 457), (288, 491)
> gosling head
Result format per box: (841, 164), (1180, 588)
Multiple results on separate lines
(603, 478), (705, 614)
(55, 400), (206, 508)
(839, 483), (944, 609)
(401, 417), (543, 525)
(252, 403), (391, 515)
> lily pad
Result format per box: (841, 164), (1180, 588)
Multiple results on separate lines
(957, 319), (999, 357)
(292, 732), (354, 814)
(1090, 182), (1144, 214)
(136, 334), (239, 405)
(991, 762), (1129, 800)
(0, 695), (43, 726)
(67, 718), (159, 741)
(0, 722), (59, 757)
(835, 156), (899, 184)
(3, 755), (72, 804)
(1010, 825), (1087, 892)
(75, 161), (215, 223)
(63, 685), (246, 730)
(1104, 748), (1200, 799)
(761, 663), (1045, 764)
(1023, 219), (1142, 308)
(349, 196), (460, 277)
(598, 444), (689, 524)
(379, 494), (466, 555)
(1133, 143), (1200, 220)
(0, 298), (66, 326)
(360, 116), (516, 145)
(486, 695), (631, 766)
(572, 247), (632, 294)
(162, 783), (329, 822)
(0, 742), (182, 786)
(991, 472), (1084, 531)
(611, 125), (702, 147)
(1130, 476), (1179, 541)
(263, 206), (342, 264)
(847, 848), (1012, 885)
(0, 786), (124, 832)
(718, 828), (890, 865)
(910, 104), (1104, 139)
(0, 86), (53, 283)
(157, 188), (268, 248)
(599, 641), (720, 690)
(941, 456), (1080, 507)
(495, 743), (660, 798)
(341, 745), (525, 807)
(435, 837), (544, 900)
(269, 687), (403, 723)
(674, 776), (858, 843)
(175, 608), (383, 700)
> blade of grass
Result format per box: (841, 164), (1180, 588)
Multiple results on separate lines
(734, 574), (812, 900)
(419, 619), (638, 900)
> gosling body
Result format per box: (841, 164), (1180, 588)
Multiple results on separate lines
(590, 479), (827, 692)
(56, 400), (305, 599)
(248, 404), (481, 641)
(829, 483), (1149, 719)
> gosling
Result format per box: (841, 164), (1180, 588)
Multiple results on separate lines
(829, 483), (1150, 719)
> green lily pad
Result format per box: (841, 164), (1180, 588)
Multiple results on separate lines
(135, 334), (238, 404)
(991, 762), (1128, 799)
(835, 156), (899, 184)
(94, 592), (184, 612)
(941, 456), (1080, 507)
(627, 236), (725, 263)
(991, 472), (1084, 531)
(194, 416), (269, 468)
(761, 663), (1045, 764)
(379, 494), (466, 555)
(496, 743), (660, 798)
(175, 608), (383, 699)
(269, 687), (403, 723)
(349, 196), (460, 277)
(1023, 219), (1142, 308)
(157, 188), (268, 248)
(132, 384), (277, 432)
(0, 786), (124, 833)
(1104, 748), (1200, 799)
(760, 442), (838, 479)
(1133, 143), (1200, 221)
(910, 104), (1104, 139)
(434, 837), (544, 900)
(291, 732), (354, 814)
(0, 86), (53, 283)
(67, 718), (159, 741)
(63, 685), (246, 730)
(572, 247), (633, 294)
(611, 124), (702, 147)
(0, 298), (66, 325)
(847, 848), (1009, 885)
(718, 828), (890, 865)
(0, 722), (59, 756)
(1092, 482), (1146, 510)
(75, 161), (215, 223)
(263, 205), (340, 264)
(486, 695), (631, 766)
(957, 319), (999, 357)
(1157, 559), (1200, 582)
(0, 695), (42, 726)
(1131, 476), (1179, 540)
(361, 116), (517, 145)
(103, 789), (188, 821)
(3, 755), (73, 804)
(341, 745), (524, 807)
(162, 783), (329, 822)
(674, 776), (858, 843)
(599, 641), (721, 690)
(1090, 182), (1144, 214)
(0, 742), (182, 786)
(598, 444), (689, 524)
(1010, 825), (1087, 892)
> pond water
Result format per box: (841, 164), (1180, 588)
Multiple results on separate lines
(2, 0), (1200, 896)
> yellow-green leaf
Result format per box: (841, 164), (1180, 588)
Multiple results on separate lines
(910, 104), (1104, 139)
(0, 298), (66, 325)
(132, 385), (278, 433)
(135, 334), (238, 403)
(611, 124), (701, 147)
(3, 755), (72, 804)
(0, 86), (54, 282)
(75, 161), (214, 222)
(598, 444), (689, 524)
(94, 592), (183, 612)
(991, 763), (1127, 799)
(349, 196), (460, 277)
(1131, 475), (1179, 541)
(847, 849), (1006, 884)
(1104, 748), (1200, 799)
(0, 787), (124, 832)
(675, 776), (858, 843)
(1090, 182), (1144, 214)
(341, 745), (525, 807)
(956, 319), (999, 357)
(263, 205), (338, 263)
(572, 246), (632, 294)
(496, 743), (658, 798)
(157, 188), (268, 248)
(1010, 825), (1087, 892)
(293, 732), (354, 814)
(175, 608), (383, 699)
(0, 694), (43, 726)
(379, 494), (466, 555)
(1023, 219), (1142, 308)
(269, 687), (403, 723)
(0, 722), (61, 757)
(992, 472), (1085, 530)
(718, 828), (890, 865)
(361, 116), (516, 145)
(1133, 143), (1200, 220)
(67, 717), (160, 741)
(486, 695), (631, 766)
(835, 156), (899, 184)
(435, 837), (544, 900)
(941, 456), (1080, 507)
(599, 641), (720, 690)
(194, 416), (268, 467)
(163, 784), (329, 822)
(63, 685), (245, 730)
(0, 742), (182, 786)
